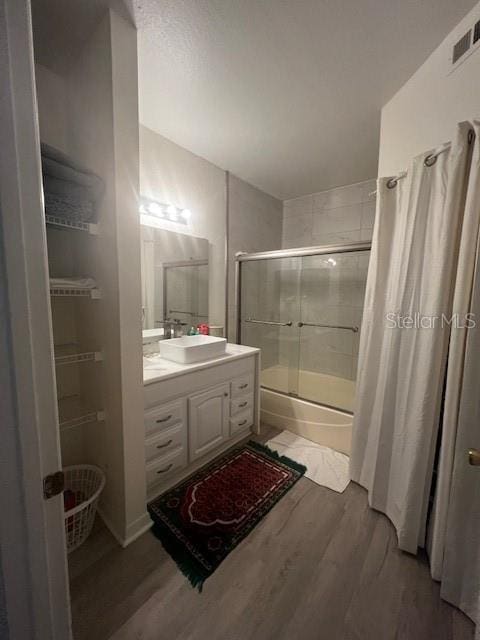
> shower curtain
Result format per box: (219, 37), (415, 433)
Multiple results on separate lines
(350, 121), (480, 630)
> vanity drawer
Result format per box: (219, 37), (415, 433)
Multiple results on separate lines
(146, 448), (187, 489)
(231, 374), (254, 398)
(230, 393), (254, 416)
(230, 407), (254, 435)
(144, 399), (184, 436)
(145, 423), (185, 463)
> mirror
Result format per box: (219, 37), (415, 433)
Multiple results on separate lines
(141, 225), (209, 333)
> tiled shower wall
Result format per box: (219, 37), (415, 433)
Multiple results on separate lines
(282, 179), (376, 248)
(279, 179), (376, 383)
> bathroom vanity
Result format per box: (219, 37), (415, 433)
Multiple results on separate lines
(143, 343), (260, 500)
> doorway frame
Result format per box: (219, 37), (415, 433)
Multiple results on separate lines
(0, 0), (72, 638)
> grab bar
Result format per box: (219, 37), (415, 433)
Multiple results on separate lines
(298, 321), (358, 333)
(168, 310), (208, 317)
(245, 318), (293, 327)
(168, 309), (195, 316)
(244, 318), (358, 332)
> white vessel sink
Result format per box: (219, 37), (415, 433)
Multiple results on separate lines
(159, 335), (227, 364)
(142, 328), (164, 344)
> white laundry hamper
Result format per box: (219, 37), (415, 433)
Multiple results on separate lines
(63, 465), (105, 553)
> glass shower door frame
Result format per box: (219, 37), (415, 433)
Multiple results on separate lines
(235, 241), (371, 409)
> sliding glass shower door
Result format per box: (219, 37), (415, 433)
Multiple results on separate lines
(297, 250), (369, 412)
(239, 246), (370, 413)
(240, 255), (301, 395)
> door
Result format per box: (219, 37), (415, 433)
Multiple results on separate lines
(440, 257), (480, 628)
(239, 249), (370, 410)
(0, 1), (71, 638)
(189, 383), (230, 460)
(239, 256), (301, 396)
(297, 249), (370, 411)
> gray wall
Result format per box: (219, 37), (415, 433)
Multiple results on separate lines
(227, 173), (283, 343)
(140, 125), (227, 327)
(282, 179), (376, 248)
(279, 179), (376, 381)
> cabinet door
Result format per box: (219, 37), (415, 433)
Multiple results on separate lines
(189, 383), (230, 461)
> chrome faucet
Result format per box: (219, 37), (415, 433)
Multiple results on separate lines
(156, 318), (186, 339)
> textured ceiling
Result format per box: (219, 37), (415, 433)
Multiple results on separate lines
(136, 0), (477, 199)
(32, 0), (478, 199)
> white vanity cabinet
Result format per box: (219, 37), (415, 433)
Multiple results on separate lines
(189, 383), (230, 461)
(143, 345), (260, 500)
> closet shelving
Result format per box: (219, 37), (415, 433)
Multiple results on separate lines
(54, 344), (103, 366)
(58, 395), (105, 432)
(45, 213), (98, 235)
(46, 210), (105, 448)
(50, 286), (102, 298)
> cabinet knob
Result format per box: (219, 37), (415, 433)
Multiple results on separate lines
(224, 392), (229, 397)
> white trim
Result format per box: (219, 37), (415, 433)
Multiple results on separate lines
(97, 509), (125, 547)
(97, 509), (153, 548)
(124, 513), (154, 546)
(253, 351), (261, 435)
(0, 1), (71, 638)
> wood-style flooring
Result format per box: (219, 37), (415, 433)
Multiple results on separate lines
(69, 427), (474, 640)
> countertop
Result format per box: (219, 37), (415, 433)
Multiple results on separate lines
(143, 343), (260, 385)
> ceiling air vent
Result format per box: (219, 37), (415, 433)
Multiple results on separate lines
(452, 30), (471, 64)
(474, 19), (480, 45)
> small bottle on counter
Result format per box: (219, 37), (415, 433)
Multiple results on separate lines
(197, 323), (209, 335)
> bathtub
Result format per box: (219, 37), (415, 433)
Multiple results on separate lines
(260, 366), (353, 455)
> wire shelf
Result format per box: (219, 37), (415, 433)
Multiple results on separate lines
(50, 287), (101, 298)
(58, 395), (105, 432)
(54, 346), (103, 366)
(45, 214), (98, 235)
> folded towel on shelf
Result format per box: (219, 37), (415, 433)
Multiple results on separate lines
(41, 143), (104, 223)
(49, 277), (97, 290)
(44, 193), (94, 222)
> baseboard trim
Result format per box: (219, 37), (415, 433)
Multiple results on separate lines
(98, 508), (153, 548)
(124, 512), (153, 547)
(97, 508), (124, 547)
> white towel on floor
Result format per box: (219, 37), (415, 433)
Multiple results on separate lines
(266, 430), (350, 493)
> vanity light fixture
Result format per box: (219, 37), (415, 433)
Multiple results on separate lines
(147, 201), (162, 216)
(139, 197), (191, 226)
(167, 204), (178, 221)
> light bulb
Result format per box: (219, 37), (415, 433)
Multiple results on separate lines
(147, 201), (162, 216)
(181, 208), (191, 221)
(167, 204), (178, 220)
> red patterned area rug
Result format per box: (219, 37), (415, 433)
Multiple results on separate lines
(148, 440), (306, 590)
